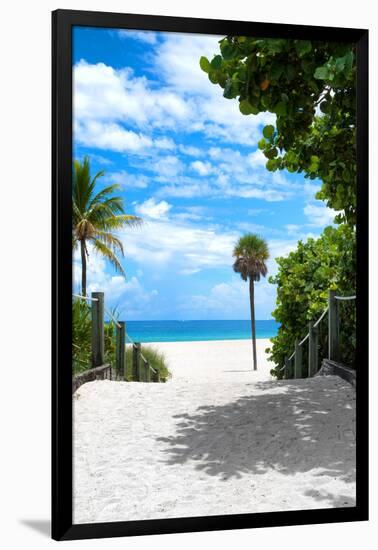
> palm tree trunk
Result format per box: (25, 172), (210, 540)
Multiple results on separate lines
(249, 277), (257, 371)
(80, 239), (87, 296)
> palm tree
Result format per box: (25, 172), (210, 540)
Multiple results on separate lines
(233, 234), (269, 371)
(73, 156), (141, 296)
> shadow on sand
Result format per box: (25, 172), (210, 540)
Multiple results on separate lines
(156, 379), (355, 490)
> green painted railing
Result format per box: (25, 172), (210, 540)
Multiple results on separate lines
(281, 289), (356, 379)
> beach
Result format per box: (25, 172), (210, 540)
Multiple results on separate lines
(149, 338), (275, 382)
(73, 339), (356, 524)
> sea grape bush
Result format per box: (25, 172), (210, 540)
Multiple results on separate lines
(200, 37), (356, 224)
(266, 225), (356, 378)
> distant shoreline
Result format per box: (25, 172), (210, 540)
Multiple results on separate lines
(126, 335), (275, 343)
(122, 319), (279, 343)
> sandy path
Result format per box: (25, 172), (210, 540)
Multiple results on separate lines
(148, 338), (275, 383)
(73, 341), (355, 524)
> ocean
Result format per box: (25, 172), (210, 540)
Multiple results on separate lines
(124, 320), (279, 343)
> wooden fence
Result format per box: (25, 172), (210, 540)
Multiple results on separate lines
(282, 289), (356, 380)
(72, 291), (159, 392)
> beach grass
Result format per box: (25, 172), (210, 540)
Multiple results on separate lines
(125, 344), (171, 382)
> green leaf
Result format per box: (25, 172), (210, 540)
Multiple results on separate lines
(220, 42), (235, 60)
(263, 124), (275, 138)
(281, 92), (289, 103)
(239, 99), (258, 115)
(264, 147), (278, 159)
(295, 40), (312, 57)
(210, 55), (222, 70)
(270, 62), (284, 81)
(208, 70), (219, 84)
(258, 138), (267, 150)
(285, 65), (296, 81)
(199, 56), (211, 73)
(266, 158), (278, 171)
(274, 101), (287, 115)
(314, 66), (329, 80)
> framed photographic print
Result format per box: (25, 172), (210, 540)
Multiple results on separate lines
(52, 9), (368, 541)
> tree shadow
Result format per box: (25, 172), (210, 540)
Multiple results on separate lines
(302, 489), (355, 508)
(156, 379), (355, 485)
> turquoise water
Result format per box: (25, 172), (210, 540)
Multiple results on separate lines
(124, 320), (279, 343)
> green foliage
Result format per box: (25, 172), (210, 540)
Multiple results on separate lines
(73, 156), (142, 294)
(233, 233), (269, 282)
(200, 37), (356, 224)
(125, 345), (171, 382)
(267, 225), (356, 378)
(72, 299), (118, 376)
(72, 299), (92, 374)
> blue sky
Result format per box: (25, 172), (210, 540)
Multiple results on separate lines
(72, 27), (334, 320)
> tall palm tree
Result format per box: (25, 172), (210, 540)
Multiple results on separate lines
(73, 156), (141, 296)
(233, 234), (269, 371)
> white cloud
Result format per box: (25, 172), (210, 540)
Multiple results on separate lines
(247, 149), (267, 168)
(304, 202), (336, 227)
(153, 155), (184, 178)
(285, 224), (302, 235)
(135, 198), (172, 219)
(152, 34), (221, 95)
(120, 218), (238, 275)
(104, 170), (150, 189)
(155, 137), (176, 150)
(183, 277), (250, 318)
(74, 120), (153, 153)
(73, 60), (191, 135)
(73, 40), (275, 151)
(225, 186), (290, 202)
(118, 30), (159, 44)
(191, 160), (215, 176)
(73, 247), (158, 314)
(156, 180), (214, 199)
(172, 206), (209, 222)
(178, 144), (203, 157)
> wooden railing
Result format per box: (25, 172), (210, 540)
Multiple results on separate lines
(72, 364), (112, 394)
(282, 289), (356, 379)
(72, 291), (159, 388)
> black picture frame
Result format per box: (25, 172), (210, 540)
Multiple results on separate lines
(52, 9), (369, 541)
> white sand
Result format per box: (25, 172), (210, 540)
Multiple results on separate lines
(150, 338), (275, 383)
(73, 339), (355, 524)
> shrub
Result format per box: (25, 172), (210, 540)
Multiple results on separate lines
(268, 224), (356, 378)
(72, 299), (118, 376)
(125, 345), (171, 382)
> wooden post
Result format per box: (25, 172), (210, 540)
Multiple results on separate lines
(91, 292), (104, 368)
(132, 343), (138, 381)
(308, 321), (319, 377)
(328, 289), (340, 361)
(284, 358), (290, 379)
(124, 324), (128, 381)
(289, 357), (294, 378)
(116, 321), (125, 380)
(153, 368), (160, 383)
(146, 361), (151, 383)
(134, 343), (141, 381)
(132, 342), (140, 382)
(294, 339), (303, 378)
